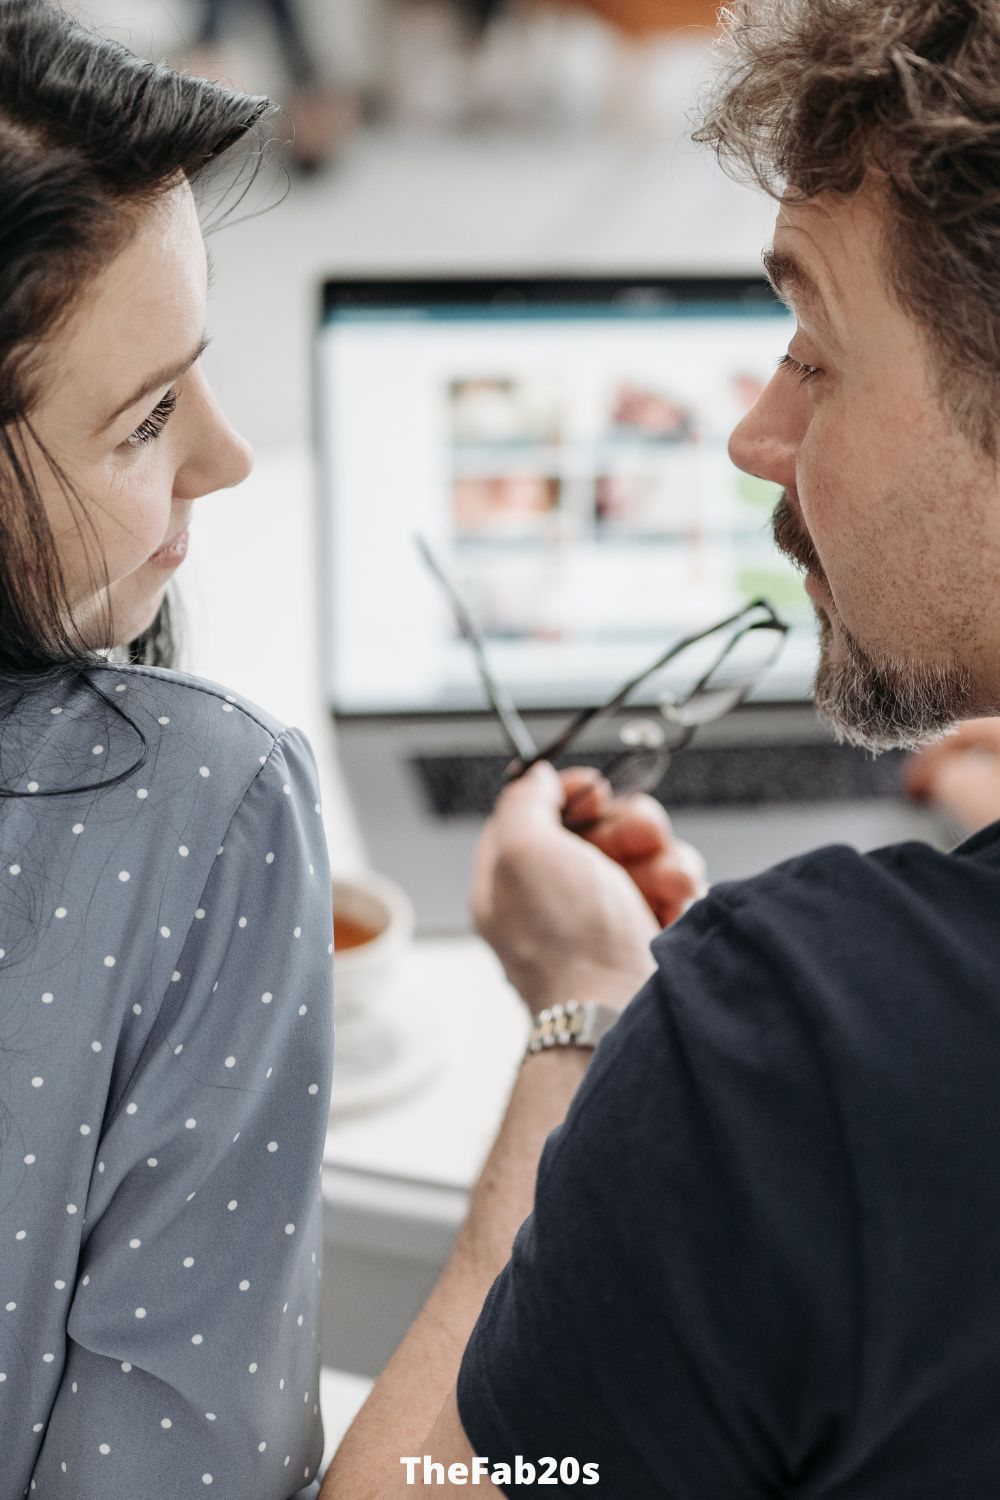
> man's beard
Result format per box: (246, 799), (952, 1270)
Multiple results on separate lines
(771, 493), (973, 752)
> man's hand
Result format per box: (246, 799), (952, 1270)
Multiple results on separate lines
(472, 762), (706, 1014)
(907, 719), (1000, 834)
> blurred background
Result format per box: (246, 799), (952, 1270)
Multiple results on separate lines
(72, 0), (772, 450)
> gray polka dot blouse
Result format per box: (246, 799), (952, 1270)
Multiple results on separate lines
(0, 664), (335, 1498)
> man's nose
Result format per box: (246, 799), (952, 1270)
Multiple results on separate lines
(728, 374), (804, 492)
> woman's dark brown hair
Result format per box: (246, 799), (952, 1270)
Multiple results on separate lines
(0, 0), (271, 687)
(695, 0), (1000, 455)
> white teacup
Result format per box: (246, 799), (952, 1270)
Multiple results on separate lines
(331, 871), (415, 1079)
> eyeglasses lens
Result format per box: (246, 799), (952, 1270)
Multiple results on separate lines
(669, 622), (785, 728)
(561, 620), (785, 814)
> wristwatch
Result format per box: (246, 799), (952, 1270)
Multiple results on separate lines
(524, 1000), (621, 1059)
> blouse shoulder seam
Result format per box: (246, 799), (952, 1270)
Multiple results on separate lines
(84, 663), (289, 742)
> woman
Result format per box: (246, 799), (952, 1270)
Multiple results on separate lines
(0, 4), (332, 1494)
(0, 9), (670, 1493)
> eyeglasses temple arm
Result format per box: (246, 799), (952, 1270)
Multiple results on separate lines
(414, 535), (538, 765)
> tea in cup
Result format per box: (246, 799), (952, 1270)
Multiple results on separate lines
(333, 911), (380, 952)
(331, 871), (416, 1090)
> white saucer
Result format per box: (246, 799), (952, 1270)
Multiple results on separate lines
(329, 1005), (440, 1118)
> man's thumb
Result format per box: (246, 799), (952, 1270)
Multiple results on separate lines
(494, 760), (565, 828)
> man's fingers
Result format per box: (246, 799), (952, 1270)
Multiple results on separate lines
(474, 762), (573, 924)
(907, 721), (1000, 800)
(559, 783), (706, 919)
(558, 768), (613, 828)
(627, 852), (705, 925)
(623, 839), (707, 919)
(492, 761), (565, 837)
(583, 793), (673, 864)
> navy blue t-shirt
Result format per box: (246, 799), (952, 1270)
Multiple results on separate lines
(458, 826), (1000, 1496)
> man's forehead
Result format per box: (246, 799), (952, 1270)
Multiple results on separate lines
(762, 196), (868, 347)
(772, 188), (890, 300)
(762, 243), (843, 355)
(761, 244), (826, 315)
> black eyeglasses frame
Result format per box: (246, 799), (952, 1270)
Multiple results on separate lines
(415, 535), (790, 808)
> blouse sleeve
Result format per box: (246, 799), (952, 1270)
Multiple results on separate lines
(30, 728), (335, 1500)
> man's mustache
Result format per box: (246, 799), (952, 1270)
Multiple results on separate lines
(771, 491), (826, 582)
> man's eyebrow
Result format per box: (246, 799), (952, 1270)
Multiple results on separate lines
(761, 247), (841, 347)
(97, 334), (211, 434)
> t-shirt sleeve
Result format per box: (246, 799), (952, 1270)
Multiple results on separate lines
(456, 885), (860, 1497)
(31, 728), (334, 1500)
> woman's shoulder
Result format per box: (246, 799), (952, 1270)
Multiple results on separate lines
(83, 660), (303, 790)
(88, 660), (291, 745)
(0, 662), (325, 1028)
(1, 660), (318, 844)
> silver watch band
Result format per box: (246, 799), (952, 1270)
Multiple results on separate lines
(525, 1000), (621, 1057)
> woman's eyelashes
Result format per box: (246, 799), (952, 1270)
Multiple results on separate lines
(778, 352), (823, 386)
(124, 388), (178, 448)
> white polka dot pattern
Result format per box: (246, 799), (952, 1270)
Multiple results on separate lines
(0, 667), (333, 1499)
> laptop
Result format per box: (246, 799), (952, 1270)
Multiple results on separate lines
(314, 273), (958, 933)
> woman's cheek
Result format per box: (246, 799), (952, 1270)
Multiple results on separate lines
(103, 465), (174, 578)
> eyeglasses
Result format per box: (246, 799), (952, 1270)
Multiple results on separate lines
(416, 535), (789, 827)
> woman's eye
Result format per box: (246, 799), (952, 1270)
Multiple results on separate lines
(124, 388), (178, 448)
(778, 352), (822, 387)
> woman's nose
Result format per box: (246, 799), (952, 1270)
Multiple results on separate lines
(172, 368), (254, 501)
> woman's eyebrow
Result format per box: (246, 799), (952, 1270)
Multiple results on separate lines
(95, 334), (211, 434)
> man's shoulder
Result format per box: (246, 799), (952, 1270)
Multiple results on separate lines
(660, 833), (992, 956)
(634, 833), (1000, 1078)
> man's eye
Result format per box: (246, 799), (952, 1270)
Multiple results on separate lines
(778, 352), (822, 387)
(125, 389), (178, 448)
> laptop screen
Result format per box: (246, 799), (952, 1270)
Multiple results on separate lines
(317, 276), (815, 717)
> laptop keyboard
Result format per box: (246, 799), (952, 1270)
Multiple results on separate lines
(412, 740), (908, 819)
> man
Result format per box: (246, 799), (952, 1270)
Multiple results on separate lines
(324, 1), (1000, 1492)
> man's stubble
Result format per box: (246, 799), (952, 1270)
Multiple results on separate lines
(771, 492), (972, 751)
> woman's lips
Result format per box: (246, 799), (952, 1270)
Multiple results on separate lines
(148, 527), (189, 570)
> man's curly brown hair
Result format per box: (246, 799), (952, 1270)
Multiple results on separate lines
(694, 0), (1000, 455)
